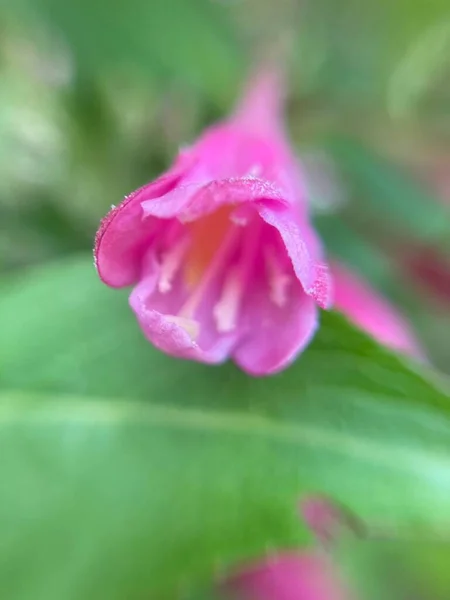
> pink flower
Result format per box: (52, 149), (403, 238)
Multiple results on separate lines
(223, 498), (356, 600)
(224, 552), (351, 600)
(222, 496), (361, 600)
(95, 69), (332, 375)
(331, 261), (422, 358)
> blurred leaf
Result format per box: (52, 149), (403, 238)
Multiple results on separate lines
(184, 592), (226, 600)
(412, 310), (450, 375)
(1, 256), (450, 597)
(338, 538), (450, 600)
(387, 17), (450, 119)
(13, 0), (240, 106)
(378, 0), (450, 84)
(297, 0), (384, 105)
(315, 215), (394, 290)
(1, 390), (310, 600)
(325, 136), (450, 241)
(293, 0), (450, 111)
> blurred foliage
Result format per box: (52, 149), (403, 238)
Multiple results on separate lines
(1, 0), (450, 597)
(1, 0), (449, 277)
(339, 538), (450, 600)
(1, 257), (450, 598)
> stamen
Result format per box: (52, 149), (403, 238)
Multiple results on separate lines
(213, 266), (242, 332)
(158, 236), (190, 293)
(230, 214), (248, 227)
(213, 217), (262, 333)
(230, 205), (252, 227)
(178, 224), (241, 320)
(265, 246), (291, 307)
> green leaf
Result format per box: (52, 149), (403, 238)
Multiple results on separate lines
(1, 256), (450, 598)
(12, 0), (240, 106)
(338, 539), (450, 600)
(325, 136), (450, 242)
(386, 17), (450, 119)
(291, 0), (450, 110)
(314, 215), (394, 290)
(0, 390), (307, 600)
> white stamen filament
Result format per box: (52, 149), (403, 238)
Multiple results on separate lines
(212, 218), (262, 332)
(230, 205), (251, 227)
(178, 225), (241, 320)
(213, 266), (242, 333)
(265, 246), (291, 308)
(158, 236), (190, 294)
(230, 214), (248, 227)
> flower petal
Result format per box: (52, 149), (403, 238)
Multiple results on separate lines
(331, 262), (423, 358)
(233, 264), (318, 376)
(225, 552), (349, 600)
(94, 151), (197, 287)
(179, 176), (287, 221)
(166, 174), (331, 308)
(129, 253), (238, 364)
(257, 203), (332, 308)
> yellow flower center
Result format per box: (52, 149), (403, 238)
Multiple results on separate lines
(184, 206), (234, 288)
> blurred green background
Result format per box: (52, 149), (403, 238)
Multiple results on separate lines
(1, 2), (450, 598)
(1, 0), (450, 363)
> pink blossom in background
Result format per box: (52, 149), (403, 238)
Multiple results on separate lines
(225, 552), (351, 600)
(223, 498), (357, 600)
(301, 496), (365, 547)
(331, 262), (423, 358)
(95, 68), (331, 375)
(402, 243), (450, 307)
(222, 495), (356, 600)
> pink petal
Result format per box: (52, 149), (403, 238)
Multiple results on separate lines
(225, 553), (350, 600)
(168, 175), (330, 306)
(94, 151), (199, 287)
(257, 204), (332, 308)
(233, 263), (318, 376)
(232, 66), (286, 139)
(177, 176), (286, 221)
(300, 497), (365, 547)
(189, 124), (294, 186)
(140, 163), (214, 220)
(129, 251), (238, 364)
(331, 262), (423, 358)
